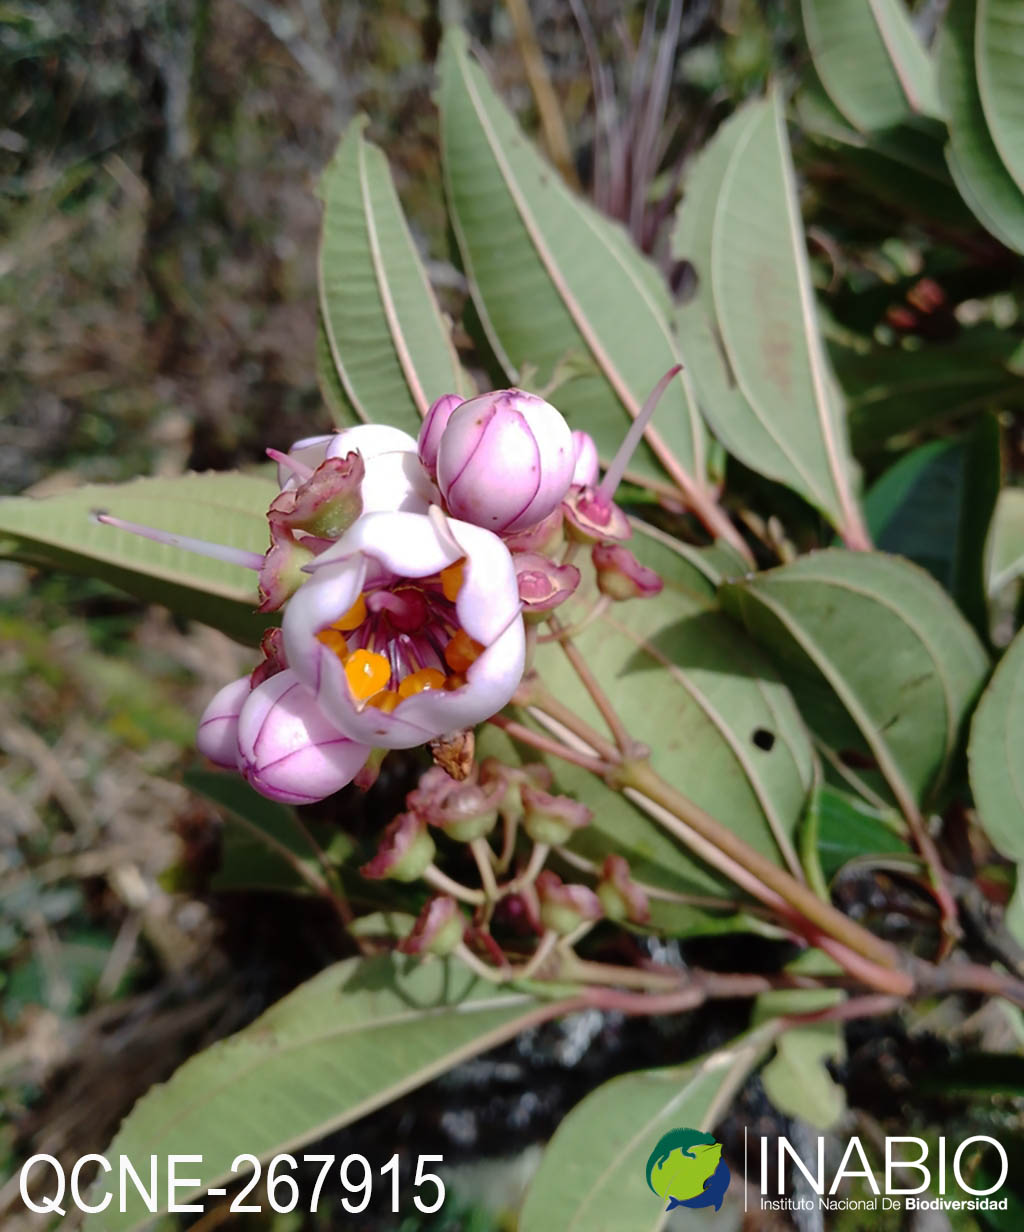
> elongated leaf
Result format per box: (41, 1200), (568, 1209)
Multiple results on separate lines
(968, 627), (1024, 859)
(976, 0), (1024, 193)
(0, 473), (274, 644)
(318, 116), (467, 435)
(529, 526), (814, 898)
(864, 413), (1001, 638)
(721, 551), (989, 817)
(86, 955), (565, 1232)
(938, 0), (1024, 254)
(805, 786), (908, 883)
(705, 94), (866, 540)
(520, 1026), (774, 1232)
(438, 28), (707, 496)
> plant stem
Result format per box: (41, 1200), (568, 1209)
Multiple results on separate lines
(423, 864), (485, 905)
(469, 837), (499, 900)
(487, 715), (609, 775)
(547, 614), (635, 753)
(527, 684), (621, 764)
(621, 758), (912, 989)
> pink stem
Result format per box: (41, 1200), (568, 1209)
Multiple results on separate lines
(598, 364), (682, 502)
(266, 448), (314, 481)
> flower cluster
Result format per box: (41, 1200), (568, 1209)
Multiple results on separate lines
(193, 389), (655, 804)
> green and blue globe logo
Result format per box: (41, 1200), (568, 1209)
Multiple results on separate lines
(645, 1128), (731, 1212)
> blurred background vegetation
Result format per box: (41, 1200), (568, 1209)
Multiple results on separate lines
(3, 1), (1022, 1228)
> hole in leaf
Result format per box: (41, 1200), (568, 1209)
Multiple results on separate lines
(752, 728), (775, 752)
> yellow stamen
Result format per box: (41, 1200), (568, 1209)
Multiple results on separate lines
(444, 629), (483, 673)
(344, 648), (392, 701)
(334, 593), (368, 631)
(398, 667), (447, 699)
(445, 672), (467, 692)
(368, 690), (401, 712)
(440, 560), (466, 602)
(316, 627), (348, 656)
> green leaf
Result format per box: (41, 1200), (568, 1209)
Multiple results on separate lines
(318, 116), (467, 436)
(721, 550), (989, 817)
(315, 307), (359, 427)
(438, 27), (708, 497)
(520, 1026), (774, 1231)
(987, 487), (1024, 597)
(806, 786), (909, 883)
(864, 413), (1001, 638)
(691, 94), (866, 539)
(968, 626), (1024, 859)
(86, 955), (563, 1232)
(0, 472), (274, 644)
(801, 0), (941, 131)
(835, 327), (1024, 450)
(530, 525), (814, 899)
(938, 0), (1024, 254)
(976, 0), (1024, 194)
(184, 769), (354, 895)
(753, 953), (846, 1130)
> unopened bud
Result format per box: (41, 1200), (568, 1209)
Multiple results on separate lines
(398, 896), (466, 956)
(361, 812), (436, 882)
(521, 784), (592, 845)
(436, 389), (575, 534)
(197, 677), (251, 768)
(592, 543), (663, 600)
(596, 854), (650, 924)
(515, 552), (581, 614)
(417, 393), (464, 479)
(571, 430), (600, 487)
(535, 871), (603, 935)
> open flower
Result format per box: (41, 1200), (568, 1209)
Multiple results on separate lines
(282, 509), (525, 749)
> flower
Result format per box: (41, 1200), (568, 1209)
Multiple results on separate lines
(275, 424), (438, 515)
(282, 509), (525, 749)
(514, 552), (580, 614)
(435, 389), (575, 534)
(592, 543), (663, 600)
(571, 430), (600, 487)
(417, 393), (464, 479)
(596, 855), (650, 924)
(198, 669), (371, 804)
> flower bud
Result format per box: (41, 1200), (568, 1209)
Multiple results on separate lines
(535, 871), (603, 935)
(407, 766), (500, 842)
(436, 389), (575, 534)
(596, 855), (650, 924)
(562, 487), (632, 544)
(235, 670), (371, 804)
(197, 676), (251, 768)
(478, 758), (553, 818)
(417, 393), (464, 479)
(361, 812), (436, 882)
(398, 896), (466, 956)
(571, 430), (600, 487)
(514, 553), (581, 614)
(521, 784), (592, 845)
(503, 506), (566, 556)
(592, 543), (663, 600)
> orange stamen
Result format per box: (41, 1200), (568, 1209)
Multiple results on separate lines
(444, 629), (484, 673)
(316, 627), (348, 656)
(344, 648), (392, 701)
(440, 560), (466, 602)
(398, 667), (447, 699)
(368, 690), (401, 712)
(334, 593), (368, 631)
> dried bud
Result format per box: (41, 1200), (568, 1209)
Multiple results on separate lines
(562, 487), (632, 544)
(267, 452), (365, 541)
(478, 758), (553, 817)
(592, 543), (663, 600)
(436, 389), (575, 534)
(571, 430), (600, 487)
(249, 627), (288, 689)
(535, 871), (603, 935)
(521, 784), (592, 846)
(258, 518), (316, 613)
(596, 854), (650, 924)
(514, 552), (581, 614)
(417, 393), (464, 479)
(361, 812), (436, 882)
(398, 896), (466, 956)
(409, 767), (501, 842)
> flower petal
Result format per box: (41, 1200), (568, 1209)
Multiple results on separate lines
(197, 676), (250, 768)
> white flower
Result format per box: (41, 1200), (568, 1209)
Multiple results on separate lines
(282, 509), (525, 748)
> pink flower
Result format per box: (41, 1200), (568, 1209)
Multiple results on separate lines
(417, 393), (464, 479)
(571, 430), (600, 487)
(282, 509), (525, 749)
(197, 677), (251, 768)
(435, 389), (575, 534)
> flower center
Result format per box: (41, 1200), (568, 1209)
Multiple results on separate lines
(316, 564), (484, 711)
